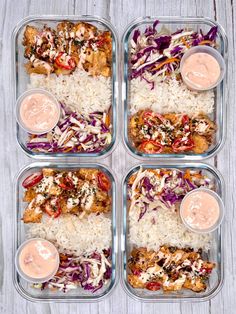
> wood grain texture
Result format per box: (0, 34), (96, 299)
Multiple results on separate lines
(0, 0), (235, 313)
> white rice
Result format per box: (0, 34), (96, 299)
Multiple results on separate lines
(130, 76), (214, 116)
(27, 213), (112, 256)
(28, 69), (112, 115)
(129, 207), (211, 251)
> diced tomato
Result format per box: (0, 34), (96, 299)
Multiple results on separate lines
(45, 198), (61, 218)
(97, 172), (111, 192)
(55, 52), (76, 70)
(200, 267), (212, 274)
(140, 140), (163, 154)
(182, 114), (190, 125)
(133, 269), (141, 276)
(172, 138), (194, 152)
(22, 172), (43, 188)
(146, 282), (162, 291)
(58, 176), (74, 190)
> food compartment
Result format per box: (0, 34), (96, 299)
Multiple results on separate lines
(122, 163), (224, 301)
(123, 17), (227, 159)
(13, 16), (118, 158)
(14, 163), (117, 302)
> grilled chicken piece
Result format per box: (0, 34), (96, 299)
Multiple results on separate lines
(84, 50), (111, 77)
(48, 184), (61, 196)
(23, 188), (37, 202)
(23, 208), (42, 223)
(71, 22), (98, 41)
(183, 277), (206, 292)
(164, 113), (181, 125)
(23, 25), (38, 58)
(42, 168), (55, 176)
(23, 22), (111, 77)
(25, 60), (53, 75)
(77, 169), (99, 181)
(128, 246), (215, 293)
(60, 198), (80, 215)
(57, 21), (74, 34)
(162, 276), (186, 291)
(90, 196), (111, 213)
(128, 274), (145, 288)
(22, 168), (111, 223)
(192, 134), (209, 154)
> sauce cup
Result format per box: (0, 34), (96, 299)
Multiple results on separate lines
(180, 46), (226, 91)
(15, 238), (60, 283)
(16, 88), (61, 135)
(180, 188), (224, 234)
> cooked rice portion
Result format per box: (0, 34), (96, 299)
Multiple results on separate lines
(28, 68), (112, 115)
(129, 207), (212, 251)
(27, 213), (112, 256)
(130, 76), (214, 116)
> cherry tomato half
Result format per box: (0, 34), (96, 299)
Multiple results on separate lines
(22, 172), (43, 188)
(172, 138), (194, 152)
(58, 176), (74, 190)
(45, 198), (61, 218)
(97, 172), (111, 192)
(146, 282), (162, 291)
(140, 140), (163, 154)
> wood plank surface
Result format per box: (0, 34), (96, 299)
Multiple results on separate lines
(0, 0), (235, 313)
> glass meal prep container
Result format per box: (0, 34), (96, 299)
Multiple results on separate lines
(13, 162), (117, 302)
(121, 163), (224, 302)
(12, 15), (118, 159)
(122, 17), (228, 160)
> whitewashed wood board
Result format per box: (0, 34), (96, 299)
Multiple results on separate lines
(0, 0), (235, 313)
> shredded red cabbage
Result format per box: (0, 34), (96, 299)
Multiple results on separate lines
(26, 105), (112, 154)
(33, 249), (112, 293)
(130, 21), (218, 83)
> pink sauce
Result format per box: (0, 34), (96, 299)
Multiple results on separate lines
(181, 190), (220, 231)
(181, 52), (221, 89)
(19, 239), (59, 279)
(19, 93), (60, 133)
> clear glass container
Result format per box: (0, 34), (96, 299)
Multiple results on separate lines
(121, 162), (224, 302)
(12, 15), (118, 159)
(122, 17), (228, 160)
(13, 162), (118, 302)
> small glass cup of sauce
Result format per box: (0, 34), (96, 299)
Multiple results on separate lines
(15, 238), (60, 283)
(180, 46), (226, 91)
(16, 89), (61, 134)
(180, 188), (224, 233)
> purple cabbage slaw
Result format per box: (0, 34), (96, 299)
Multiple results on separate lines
(130, 20), (218, 82)
(129, 168), (213, 221)
(33, 249), (112, 293)
(27, 104), (112, 154)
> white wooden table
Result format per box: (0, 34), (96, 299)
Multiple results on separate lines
(0, 0), (235, 313)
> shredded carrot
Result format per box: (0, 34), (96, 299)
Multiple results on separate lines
(198, 40), (214, 45)
(128, 174), (136, 184)
(181, 37), (190, 49)
(105, 114), (110, 127)
(184, 169), (191, 180)
(151, 57), (180, 72)
(63, 147), (73, 153)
